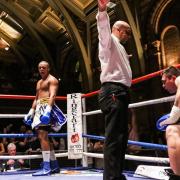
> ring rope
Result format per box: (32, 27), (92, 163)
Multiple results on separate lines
(0, 114), (67, 118)
(0, 133), (167, 150)
(0, 95), (175, 118)
(1, 66), (178, 168)
(0, 152), (169, 164)
(0, 94), (66, 100)
(0, 133), (67, 138)
(0, 152), (68, 160)
(0, 114), (25, 118)
(83, 152), (169, 164)
(1, 64), (180, 100)
(83, 95), (175, 116)
(82, 64), (180, 97)
(83, 134), (167, 150)
(131, 64), (180, 85)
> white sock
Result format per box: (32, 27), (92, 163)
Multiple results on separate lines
(42, 151), (50, 162)
(50, 150), (56, 161)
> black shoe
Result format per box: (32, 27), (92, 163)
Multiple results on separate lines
(165, 169), (180, 180)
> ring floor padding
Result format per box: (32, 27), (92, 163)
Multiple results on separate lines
(0, 170), (157, 180)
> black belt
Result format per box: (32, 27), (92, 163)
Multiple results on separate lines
(102, 82), (129, 91)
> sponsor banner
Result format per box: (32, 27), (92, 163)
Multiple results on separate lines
(67, 93), (83, 159)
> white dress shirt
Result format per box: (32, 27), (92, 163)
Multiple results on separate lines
(96, 11), (132, 87)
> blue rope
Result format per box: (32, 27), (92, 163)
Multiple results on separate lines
(0, 133), (167, 150)
(83, 134), (105, 140)
(128, 140), (167, 150)
(0, 133), (67, 138)
(83, 134), (167, 151)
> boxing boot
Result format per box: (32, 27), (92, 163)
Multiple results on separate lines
(32, 161), (51, 176)
(51, 160), (60, 174)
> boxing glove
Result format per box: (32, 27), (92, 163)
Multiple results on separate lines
(157, 105), (180, 131)
(24, 108), (35, 126)
(40, 105), (52, 124)
(156, 114), (170, 131)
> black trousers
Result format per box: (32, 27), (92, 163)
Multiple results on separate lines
(98, 82), (130, 180)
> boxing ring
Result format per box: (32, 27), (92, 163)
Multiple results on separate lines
(1, 65), (180, 180)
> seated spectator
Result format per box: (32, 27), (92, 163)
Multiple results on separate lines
(50, 132), (60, 151)
(87, 139), (94, 152)
(59, 138), (66, 151)
(50, 134), (66, 151)
(25, 130), (41, 154)
(0, 139), (5, 155)
(93, 140), (104, 169)
(94, 140), (104, 152)
(87, 139), (94, 167)
(18, 125), (28, 152)
(4, 143), (30, 170)
(3, 124), (14, 150)
(19, 125), (27, 134)
(127, 109), (141, 154)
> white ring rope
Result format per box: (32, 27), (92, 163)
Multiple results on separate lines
(83, 152), (169, 164)
(0, 151), (169, 165)
(0, 95), (175, 118)
(83, 95), (175, 116)
(0, 114), (25, 118)
(0, 152), (68, 160)
(0, 114), (67, 118)
(0, 94), (172, 167)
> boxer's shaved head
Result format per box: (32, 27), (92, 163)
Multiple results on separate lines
(38, 60), (50, 67)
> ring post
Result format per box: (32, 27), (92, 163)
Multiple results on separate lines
(81, 96), (88, 167)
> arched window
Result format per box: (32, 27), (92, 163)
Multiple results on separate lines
(161, 26), (180, 67)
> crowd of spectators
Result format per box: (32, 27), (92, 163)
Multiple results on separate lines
(0, 119), (140, 171)
(0, 123), (67, 172)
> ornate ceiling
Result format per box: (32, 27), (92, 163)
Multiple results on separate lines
(0, 0), (178, 93)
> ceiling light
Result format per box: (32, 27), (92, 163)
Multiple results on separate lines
(0, 21), (22, 39)
(5, 46), (9, 51)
